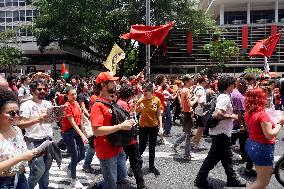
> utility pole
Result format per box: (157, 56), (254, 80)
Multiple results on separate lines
(145, 0), (151, 79)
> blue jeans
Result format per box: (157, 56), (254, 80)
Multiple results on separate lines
(83, 145), (95, 167)
(174, 133), (191, 156)
(164, 103), (172, 135)
(97, 151), (127, 189)
(27, 141), (52, 189)
(62, 128), (85, 179)
(0, 173), (29, 189)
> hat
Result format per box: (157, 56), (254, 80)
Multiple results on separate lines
(182, 74), (194, 83)
(96, 72), (119, 84)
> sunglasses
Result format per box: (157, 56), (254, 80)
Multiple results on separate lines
(37, 88), (47, 92)
(7, 110), (20, 118)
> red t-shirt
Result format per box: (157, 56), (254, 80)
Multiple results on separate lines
(244, 111), (276, 144)
(154, 86), (165, 111)
(90, 95), (98, 107)
(117, 99), (137, 145)
(61, 102), (82, 133)
(90, 96), (122, 160)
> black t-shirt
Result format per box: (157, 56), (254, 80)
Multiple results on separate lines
(77, 92), (91, 110)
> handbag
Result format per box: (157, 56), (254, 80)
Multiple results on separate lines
(80, 113), (93, 138)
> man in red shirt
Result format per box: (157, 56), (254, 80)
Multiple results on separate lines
(89, 72), (135, 189)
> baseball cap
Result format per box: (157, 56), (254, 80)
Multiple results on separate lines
(95, 72), (119, 84)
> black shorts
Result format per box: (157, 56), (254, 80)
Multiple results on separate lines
(195, 115), (204, 128)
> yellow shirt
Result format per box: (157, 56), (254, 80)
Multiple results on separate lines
(138, 96), (161, 127)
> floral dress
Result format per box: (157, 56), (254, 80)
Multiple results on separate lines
(0, 127), (28, 174)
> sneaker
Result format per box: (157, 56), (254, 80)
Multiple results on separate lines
(62, 165), (71, 178)
(149, 167), (160, 176)
(163, 133), (172, 137)
(194, 178), (213, 189)
(82, 165), (95, 173)
(227, 178), (246, 187)
(183, 155), (191, 161)
(244, 169), (257, 177)
(71, 179), (84, 189)
(127, 167), (134, 177)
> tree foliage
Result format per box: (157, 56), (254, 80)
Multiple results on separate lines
(0, 30), (26, 70)
(243, 67), (263, 75)
(203, 33), (240, 65)
(34, 0), (215, 75)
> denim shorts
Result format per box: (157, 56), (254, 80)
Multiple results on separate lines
(245, 139), (274, 166)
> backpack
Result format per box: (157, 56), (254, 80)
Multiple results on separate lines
(95, 100), (137, 147)
(202, 95), (222, 128)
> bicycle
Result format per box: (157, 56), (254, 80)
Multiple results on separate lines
(274, 154), (284, 186)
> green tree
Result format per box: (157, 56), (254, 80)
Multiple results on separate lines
(244, 67), (262, 75)
(34, 0), (214, 75)
(203, 32), (240, 65)
(0, 30), (26, 73)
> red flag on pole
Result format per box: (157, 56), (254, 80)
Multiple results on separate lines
(249, 32), (282, 57)
(121, 22), (174, 46)
(242, 26), (248, 49)
(187, 32), (193, 54)
(61, 63), (66, 75)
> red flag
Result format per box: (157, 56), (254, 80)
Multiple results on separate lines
(121, 22), (174, 46)
(187, 32), (193, 54)
(249, 33), (282, 57)
(271, 25), (277, 36)
(61, 63), (66, 75)
(242, 26), (248, 49)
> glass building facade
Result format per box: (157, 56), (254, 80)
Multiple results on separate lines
(0, 0), (38, 41)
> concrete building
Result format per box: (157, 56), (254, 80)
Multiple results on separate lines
(0, 0), (85, 77)
(151, 0), (284, 75)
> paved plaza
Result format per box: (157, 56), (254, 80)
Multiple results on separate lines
(28, 122), (284, 189)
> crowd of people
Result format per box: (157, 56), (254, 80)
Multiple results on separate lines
(0, 70), (283, 189)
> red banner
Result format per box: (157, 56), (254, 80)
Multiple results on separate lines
(61, 63), (66, 75)
(121, 22), (174, 46)
(249, 33), (282, 57)
(187, 32), (193, 54)
(271, 25), (278, 36)
(242, 26), (248, 49)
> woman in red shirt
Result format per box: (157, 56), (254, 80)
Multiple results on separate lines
(244, 88), (284, 189)
(61, 87), (88, 188)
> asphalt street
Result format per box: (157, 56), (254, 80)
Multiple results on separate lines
(31, 121), (284, 189)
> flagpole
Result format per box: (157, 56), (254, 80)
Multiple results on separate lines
(145, 0), (151, 79)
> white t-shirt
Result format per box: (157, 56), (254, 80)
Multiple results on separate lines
(20, 100), (53, 139)
(18, 85), (32, 99)
(210, 94), (234, 137)
(194, 86), (206, 116)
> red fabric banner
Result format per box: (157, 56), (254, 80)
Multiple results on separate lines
(242, 26), (248, 49)
(271, 25), (278, 36)
(61, 63), (66, 75)
(187, 32), (193, 54)
(121, 22), (174, 46)
(249, 33), (282, 57)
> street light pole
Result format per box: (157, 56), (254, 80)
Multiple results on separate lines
(145, 0), (151, 79)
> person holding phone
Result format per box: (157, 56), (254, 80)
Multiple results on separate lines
(0, 87), (38, 189)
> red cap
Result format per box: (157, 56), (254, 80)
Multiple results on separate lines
(95, 72), (119, 84)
